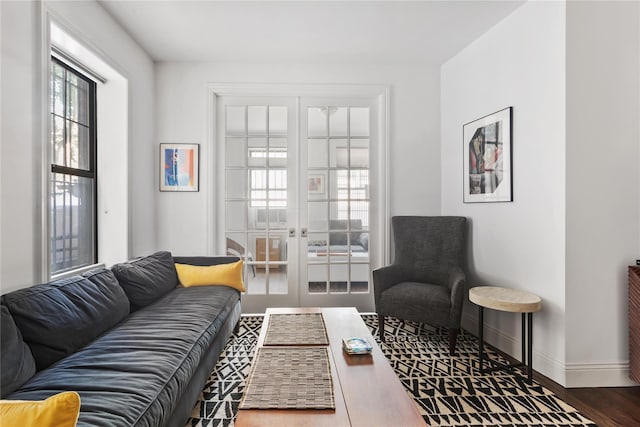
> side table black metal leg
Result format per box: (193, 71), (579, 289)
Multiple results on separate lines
(478, 306), (484, 374)
(527, 312), (533, 383)
(521, 313), (526, 366)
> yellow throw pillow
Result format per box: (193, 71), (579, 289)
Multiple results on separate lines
(175, 260), (245, 292)
(0, 391), (81, 427)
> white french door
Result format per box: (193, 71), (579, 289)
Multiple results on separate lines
(299, 98), (377, 311)
(217, 92), (381, 313)
(219, 97), (299, 312)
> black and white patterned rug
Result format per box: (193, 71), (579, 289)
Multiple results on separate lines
(186, 315), (596, 427)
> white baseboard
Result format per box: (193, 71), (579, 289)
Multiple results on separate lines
(462, 312), (640, 388)
(565, 362), (639, 388)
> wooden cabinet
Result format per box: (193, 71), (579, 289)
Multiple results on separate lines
(630, 266), (640, 382)
(256, 237), (280, 270)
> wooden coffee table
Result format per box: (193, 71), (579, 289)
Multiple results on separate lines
(234, 307), (425, 427)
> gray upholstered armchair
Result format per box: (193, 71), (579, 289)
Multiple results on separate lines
(373, 216), (467, 355)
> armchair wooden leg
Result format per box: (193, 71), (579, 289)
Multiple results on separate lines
(379, 315), (386, 343)
(449, 328), (459, 356)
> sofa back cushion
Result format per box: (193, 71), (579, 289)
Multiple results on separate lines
(329, 219), (363, 246)
(111, 251), (178, 311)
(1, 305), (36, 397)
(1, 269), (129, 371)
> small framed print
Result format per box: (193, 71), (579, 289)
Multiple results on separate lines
(463, 107), (513, 203)
(160, 143), (199, 192)
(308, 173), (326, 195)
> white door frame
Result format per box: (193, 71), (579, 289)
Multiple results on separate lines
(207, 84), (390, 311)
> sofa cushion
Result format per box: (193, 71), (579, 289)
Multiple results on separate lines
(0, 391), (80, 427)
(111, 251), (178, 311)
(0, 305), (36, 398)
(1, 269), (130, 371)
(7, 286), (241, 427)
(379, 281), (451, 325)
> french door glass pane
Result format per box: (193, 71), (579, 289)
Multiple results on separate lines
(226, 106), (245, 135)
(248, 106), (267, 135)
(269, 106), (287, 135)
(350, 107), (370, 137)
(307, 107), (327, 137)
(329, 107), (347, 136)
(308, 140), (328, 168)
(225, 170), (246, 199)
(329, 139), (348, 168)
(225, 138), (246, 167)
(350, 140), (369, 168)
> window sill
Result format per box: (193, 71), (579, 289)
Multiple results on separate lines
(51, 263), (106, 281)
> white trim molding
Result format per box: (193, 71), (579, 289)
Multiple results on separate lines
(565, 362), (639, 388)
(207, 82), (388, 99)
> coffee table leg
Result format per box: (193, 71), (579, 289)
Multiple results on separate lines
(478, 306), (484, 374)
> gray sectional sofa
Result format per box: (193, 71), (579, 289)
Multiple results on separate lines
(0, 251), (241, 427)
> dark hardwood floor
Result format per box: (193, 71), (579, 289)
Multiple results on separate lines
(535, 373), (640, 427)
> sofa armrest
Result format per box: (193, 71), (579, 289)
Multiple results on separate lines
(372, 265), (410, 308)
(447, 266), (466, 328)
(173, 256), (240, 267)
(359, 232), (369, 251)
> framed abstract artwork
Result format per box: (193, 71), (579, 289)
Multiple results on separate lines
(160, 143), (199, 192)
(463, 107), (513, 203)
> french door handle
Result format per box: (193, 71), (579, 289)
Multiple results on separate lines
(301, 228), (308, 238)
(289, 228), (296, 238)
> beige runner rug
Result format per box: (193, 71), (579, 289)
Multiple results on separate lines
(263, 313), (329, 346)
(239, 346), (335, 410)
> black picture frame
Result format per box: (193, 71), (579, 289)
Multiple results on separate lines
(463, 107), (513, 203)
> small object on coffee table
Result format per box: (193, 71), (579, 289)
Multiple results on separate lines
(342, 337), (372, 355)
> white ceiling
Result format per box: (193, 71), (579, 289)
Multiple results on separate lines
(98, 0), (525, 64)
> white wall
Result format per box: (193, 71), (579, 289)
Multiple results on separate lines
(1, 1), (43, 291)
(0, 0), (155, 293)
(155, 62), (441, 256)
(565, 0), (640, 387)
(441, 2), (567, 383)
(443, 0), (640, 387)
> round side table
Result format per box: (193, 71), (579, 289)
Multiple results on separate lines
(469, 286), (542, 383)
